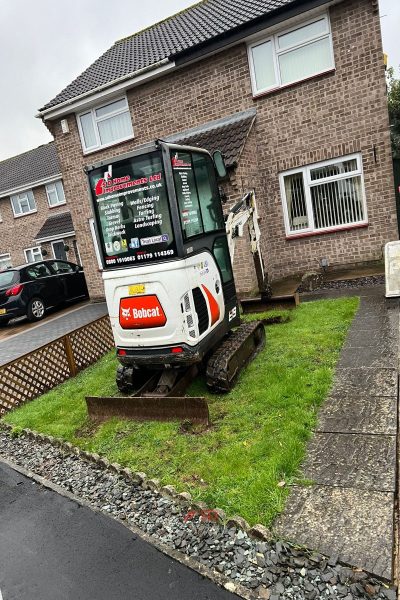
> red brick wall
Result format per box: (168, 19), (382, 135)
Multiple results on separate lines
(47, 0), (397, 298)
(0, 185), (78, 267)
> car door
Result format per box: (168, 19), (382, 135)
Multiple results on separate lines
(48, 260), (85, 300)
(23, 263), (62, 307)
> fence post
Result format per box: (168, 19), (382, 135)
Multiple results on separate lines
(63, 335), (78, 377)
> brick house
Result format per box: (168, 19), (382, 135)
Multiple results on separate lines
(37, 0), (397, 299)
(0, 142), (81, 270)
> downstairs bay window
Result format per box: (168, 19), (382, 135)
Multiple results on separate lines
(280, 154), (368, 237)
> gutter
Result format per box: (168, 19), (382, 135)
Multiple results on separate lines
(0, 174), (63, 199)
(37, 58), (172, 120)
(37, 0), (343, 121)
(35, 231), (75, 244)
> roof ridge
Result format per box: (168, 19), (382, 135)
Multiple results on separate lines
(115, 0), (206, 45)
(0, 141), (55, 167)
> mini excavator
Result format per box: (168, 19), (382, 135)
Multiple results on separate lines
(85, 140), (268, 422)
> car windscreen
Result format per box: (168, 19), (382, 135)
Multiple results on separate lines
(88, 151), (177, 269)
(0, 270), (18, 289)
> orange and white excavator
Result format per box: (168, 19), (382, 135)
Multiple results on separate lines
(85, 140), (267, 417)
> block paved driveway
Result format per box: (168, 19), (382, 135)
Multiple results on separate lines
(0, 461), (238, 600)
(0, 302), (108, 366)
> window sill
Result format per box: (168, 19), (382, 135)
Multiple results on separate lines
(285, 222), (368, 240)
(48, 202), (67, 209)
(13, 210), (38, 219)
(82, 135), (135, 156)
(252, 68), (336, 100)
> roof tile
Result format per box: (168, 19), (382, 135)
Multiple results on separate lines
(0, 142), (61, 196)
(41, 0), (297, 111)
(35, 212), (74, 241)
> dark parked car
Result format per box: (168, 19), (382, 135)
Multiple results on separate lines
(0, 260), (89, 325)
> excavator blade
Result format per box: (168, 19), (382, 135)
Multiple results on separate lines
(86, 395), (210, 424)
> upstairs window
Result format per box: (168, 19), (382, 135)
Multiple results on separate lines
(77, 97), (134, 153)
(10, 190), (36, 217)
(280, 154), (367, 237)
(46, 180), (66, 207)
(248, 14), (334, 95)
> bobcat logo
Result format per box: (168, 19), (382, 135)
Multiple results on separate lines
(121, 307), (131, 319)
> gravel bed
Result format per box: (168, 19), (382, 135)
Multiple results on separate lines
(0, 427), (396, 600)
(298, 275), (385, 293)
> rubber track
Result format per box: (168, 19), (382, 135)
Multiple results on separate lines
(206, 320), (265, 392)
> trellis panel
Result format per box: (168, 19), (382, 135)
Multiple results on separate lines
(0, 316), (114, 416)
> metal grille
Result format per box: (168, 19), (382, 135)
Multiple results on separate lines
(0, 316), (114, 416)
(192, 287), (209, 335)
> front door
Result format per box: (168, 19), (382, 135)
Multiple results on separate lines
(52, 241), (67, 261)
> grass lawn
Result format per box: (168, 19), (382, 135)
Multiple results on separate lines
(4, 297), (359, 526)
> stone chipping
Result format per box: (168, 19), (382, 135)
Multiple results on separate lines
(0, 426), (396, 600)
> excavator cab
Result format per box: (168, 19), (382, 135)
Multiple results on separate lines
(87, 140), (264, 396)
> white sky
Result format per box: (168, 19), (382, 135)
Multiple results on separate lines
(0, 0), (398, 161)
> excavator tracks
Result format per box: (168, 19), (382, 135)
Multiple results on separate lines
(206, 320), (265, 393)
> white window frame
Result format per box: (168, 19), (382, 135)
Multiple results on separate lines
(24, 246), (43, 264)
(10, 190), (37, 218)
(45, 180), (66, 208)
(279, 153), (368, 237)
(0, 253), (12, 269)
(248, 13), (335, 96)
(76, 96), (134, 154)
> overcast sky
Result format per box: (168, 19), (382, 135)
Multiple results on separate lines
(0, 0), (398, 162)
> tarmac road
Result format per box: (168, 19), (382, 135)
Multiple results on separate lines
(0, 462), (238, 600)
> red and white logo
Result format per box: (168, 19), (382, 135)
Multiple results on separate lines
(95, 165), (113, 196)
(119, 295), (167, 329)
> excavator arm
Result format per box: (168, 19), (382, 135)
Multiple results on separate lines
(225, 191), (271, 299)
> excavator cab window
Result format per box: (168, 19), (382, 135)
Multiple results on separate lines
(213, 236), (234, 283)
(88, 150), (177, 269)
(172, 150), (225, 241)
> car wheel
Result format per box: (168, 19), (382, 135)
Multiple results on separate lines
(27, 298), (45, 322)
(0, 319), (10, 327)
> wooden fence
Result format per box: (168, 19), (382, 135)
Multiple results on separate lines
(0, 316), (114, 416)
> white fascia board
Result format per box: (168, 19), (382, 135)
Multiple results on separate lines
(0, 175), (62, 199)
(37, 59), (175, 121)
(34, 231), (75, 244)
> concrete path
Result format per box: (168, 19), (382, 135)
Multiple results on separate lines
(0, 302), (108, 366)
(275, 289), (399, 581)
(0, 461), (238, 600)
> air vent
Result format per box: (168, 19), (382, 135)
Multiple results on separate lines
(192, 287), (209, 335)
(189, 329), (196, 338)
(187, 314), (194, 328)
(184, 293), (191, 312)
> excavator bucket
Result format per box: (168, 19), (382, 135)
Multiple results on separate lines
(85, 395), (210, 424)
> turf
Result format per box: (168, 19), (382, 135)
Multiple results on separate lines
(4, 297), (359, 526)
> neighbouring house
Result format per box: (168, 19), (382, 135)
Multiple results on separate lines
(37, 0), (397, 299)
(0, 142), (81, 270)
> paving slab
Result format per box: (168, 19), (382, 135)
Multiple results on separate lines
(337, 345), (398, 369)
(333, 367), (398, 397)
(275, 485), (394, 581)
(343, 329), (394, 349)
(302, 432), (396, 491)
(275, 290), (399, 582)
(316, 393), (397, 435)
